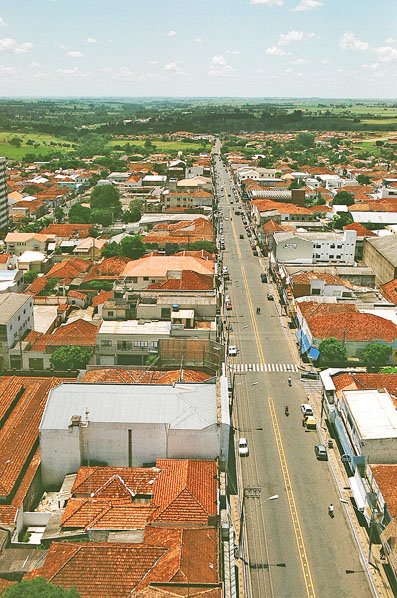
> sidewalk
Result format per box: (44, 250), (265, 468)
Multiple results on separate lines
(230, 495), (245, 598)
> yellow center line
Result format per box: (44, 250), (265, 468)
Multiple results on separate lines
(268, 397), (316, 598)
(224, 184), (316, 598)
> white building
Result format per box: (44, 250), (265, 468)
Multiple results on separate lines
(39, 380), (230, 487)
(273, 230), (357, 265)
(339, 389), (397, 464)
(0, 157), (8, 230)
(0, 292), (34, 368)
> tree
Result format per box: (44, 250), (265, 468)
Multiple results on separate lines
(90, 185), (121, 213)
(50, 346), (92, 371)
(119, 235), (146, 260)
(23, 271), (38, 285)
(361, 342), (392, 370)
(333, 191), (355, 206)
(319, 337), (347, 366)
(89, 209), (113, 227)
(331, 212), (353, 230)
(54, 207), (64, 223)
(288, 179), (305, 190)
(2, 577), (80, 597)
(356, 174), (371, 185)
(102, 241), (120, 258)
(69, 203), (91, 224)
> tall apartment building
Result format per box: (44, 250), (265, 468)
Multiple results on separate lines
(0, 157), (8, 230)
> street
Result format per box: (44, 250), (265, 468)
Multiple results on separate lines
(214, 151), (373, 598)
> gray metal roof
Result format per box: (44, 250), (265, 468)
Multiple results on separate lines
(365, 235), (397, 267)
(0, 293), (31, 324)
(40, 382), (219, 431)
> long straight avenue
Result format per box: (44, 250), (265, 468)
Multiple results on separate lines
(214, 147), (373, 598)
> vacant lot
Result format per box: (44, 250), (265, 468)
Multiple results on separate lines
(0, 132), (75, 160)
(109, 138), (211, 153)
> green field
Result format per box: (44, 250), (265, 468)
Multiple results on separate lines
(108, 138), (211, 153)
(0, 132), (76, 160)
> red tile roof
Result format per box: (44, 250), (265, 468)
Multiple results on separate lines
(380, 279), (397, 305)
(46, 258), (91, 282)
(25, 276), (48, 296)
(0, 377), (73, 501)
(83, 257), (129, 283)
(30, 319), (97, 351)
(40, 224), (91, 238)
(343, 222), (376, 237)
(332, 372), (397, 406)
(152, 460), (217, 525)
(0, 254), (11, 264)
(253, 199), (312, 215)
(92, 290), (114, 307)
(147, 270), (213, 291)
(61, 498), (156, 530)
(67, 290), (87, 300)
(308, 312), (397, 342)
(81, 368), (211, 384)
(370, 465), (397, 517)
(291, 271), (352, 288)
(298, 301), (357, 320)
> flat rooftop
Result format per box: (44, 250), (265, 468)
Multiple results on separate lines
(98, 320), (172, 335)
(343, 389), (397, 440)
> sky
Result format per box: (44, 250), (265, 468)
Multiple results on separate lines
(0, 0), (396, 98)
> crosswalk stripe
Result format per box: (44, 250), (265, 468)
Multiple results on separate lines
(229, 362), (300, 373)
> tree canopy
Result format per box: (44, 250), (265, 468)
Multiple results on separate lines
(2, 577), (80, 597)
(119, 235), (146, 260)
(50, 346), (92, 371)
(68, 203), (91, 224)
(361, 342), (392, 370)
(333, 191), (355, 206)
(319, 337), (347, 366)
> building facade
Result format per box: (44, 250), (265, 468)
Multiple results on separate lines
(0, 157), (8, 229)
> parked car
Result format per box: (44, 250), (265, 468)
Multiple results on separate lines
(300, 371), (320, 380)
(222, 266), (229, 275)
(253, 250), (258, 256)
(261, 273), (267, 283)
(314, 444), (328, 461)
(238, 438), (249, 456)
(239, 233), (244, 239)
(267, 293), (274, 301)
(228, 345), (238, 356)
(304, 416), (317, 430)
(300, 403), (314, 417)
(226, 301), (232, 310)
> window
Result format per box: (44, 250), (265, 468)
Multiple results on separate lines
(330, 244), (335, 249)
(143, 276), (149, 281)
(107, 311), (114, 317)
(336, 255), (341, 259)
(329, 255), (334, 259)
(134, 341), (148, 348)
(150, 340), (158, 348)
(337, 245), (342, 249)
(101, 340), (112, 347)
(131, 277), (138, 283)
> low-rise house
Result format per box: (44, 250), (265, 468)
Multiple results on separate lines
(40, 224), (91, 241)
(162, 189), (213, 211)
(73, 237), (106, 258)
(289, 270), (354, 299)
(0, 293), (34, 368)
(5, 233), (56, 257)
(11, 318), (97, 371)
(120, 255), (214, 290)
(272, 230), (357, 266)
(143, 217), (213, 248)
(252, 199), (314, 225)
(39, 380), (230, 487)
(67, 290), (88, 309)
(17, 250), (50, 274)
(142, 174), (167, 186)
(297, 301), (397, 362)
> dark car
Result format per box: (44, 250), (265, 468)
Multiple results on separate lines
(267, 293), (274, 301)
(261, 273), (267, 283)
(300, 371), (320, 380)
(239, 234), (244, 239)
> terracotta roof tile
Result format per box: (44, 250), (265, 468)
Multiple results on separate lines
(332, 372), (397, 406)
(72, 466), (161, 498)
(253, 199), (312, 215)
(83, 257), (130, 283)
(291, 271), (352, 288)
(343, 222), (376, 237)
(46, 258), (91, 281)
(81, 369), (211, 384)
(147, 270), (213, 291)
(370, 465), (397, 517)
(40, 224), (91, 238)
(380, 279), (397, 305)
(92, 290), (113, 307)
(61, 499), (156, 530)
(308, 312), (397, 342)
(30, 319), (97, 351)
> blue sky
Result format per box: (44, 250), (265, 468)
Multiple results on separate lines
(0, 0), (396, 97)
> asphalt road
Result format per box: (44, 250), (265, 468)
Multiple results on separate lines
(213, 151), (373, 598)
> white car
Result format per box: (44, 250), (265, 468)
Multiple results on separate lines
(300, 403), (314, 417)
(238, 438), (249, 456)
(222, 266), (229, 275)
(228, 345), (238, 356)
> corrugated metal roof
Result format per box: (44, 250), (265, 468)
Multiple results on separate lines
(343, 389), (397, 440)
(40, 383), (218, 431)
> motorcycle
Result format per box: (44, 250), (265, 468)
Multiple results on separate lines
(285, 406), (289, 417)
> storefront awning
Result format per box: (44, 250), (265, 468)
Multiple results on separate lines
(349, 473), (366, 512)
(308, 346), (320, 361)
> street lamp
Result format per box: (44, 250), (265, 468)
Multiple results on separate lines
(340, 499), (380, 566)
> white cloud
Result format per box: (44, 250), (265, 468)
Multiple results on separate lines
(228, 49), (241, 55)
(194, 37), (203, 43)
(385, 37), (395, 44)
(68, 50), (83, 58)
(294, 0), (322, 11)
(208, 55), (235, 77)
(292, 58), (307, 65)
(278, 30), (317, 45)
(0, 17), (7, 27)
(164, 61), (186, 75)
(57, 67), (88, 76)
(147, 60), (159, 65)
(250, 0), (284, 5)
(0, 38), (33, 54)
(86, 37), (97, 44)
(0, 65), (15, 76)
(266, 45), (287, 56)
(99, 66), (113, 72)
(167, 30), (176, 37)
(339, 32), (369, 51)
(375, 46), (397, 63)
(30, 61), (41, 68)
